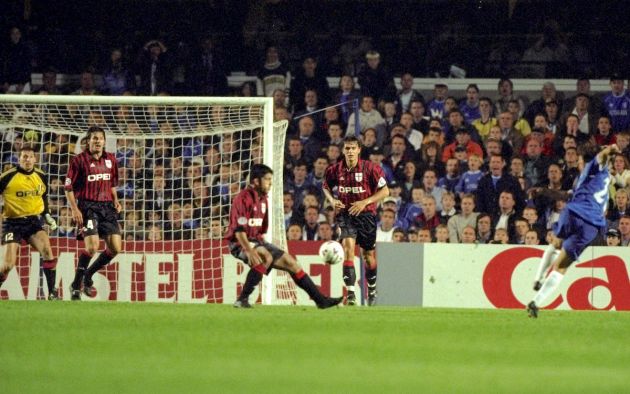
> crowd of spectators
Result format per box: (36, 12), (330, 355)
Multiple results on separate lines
(274, 49), (630, 247)
(2, 24), (630, 248)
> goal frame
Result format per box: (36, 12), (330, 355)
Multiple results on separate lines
(0, 94), (286, 304)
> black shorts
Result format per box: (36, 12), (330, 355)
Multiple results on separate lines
(2, 216), (45, 245)
(337, 212), (377, 251)
(229, 240), (285, 271)
(79, 200), (121, 238)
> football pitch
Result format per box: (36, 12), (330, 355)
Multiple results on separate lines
(2, 302), (629, 393)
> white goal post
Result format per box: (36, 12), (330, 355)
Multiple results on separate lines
(0, 94), (291, 304)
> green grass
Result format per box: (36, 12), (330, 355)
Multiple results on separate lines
(2, 302), (630, 393)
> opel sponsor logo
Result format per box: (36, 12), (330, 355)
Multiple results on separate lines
(87, 173), (111, 182)
(338, 186), (366, 193)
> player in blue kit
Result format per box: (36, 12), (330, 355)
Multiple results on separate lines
(527, 144), (619, 318)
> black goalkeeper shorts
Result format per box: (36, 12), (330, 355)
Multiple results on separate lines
(337, 212), (377, 251)
(78, 200), (121, 238)
(2, 216), (45, 244)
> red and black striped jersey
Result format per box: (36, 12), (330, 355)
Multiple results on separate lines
(64, 151), (118, 202)
(224, 186), (269, 243)
(323, 158), (387, 215)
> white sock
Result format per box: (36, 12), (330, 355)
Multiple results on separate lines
(534, 245), (558, 283)
(533, 271), (564, 306)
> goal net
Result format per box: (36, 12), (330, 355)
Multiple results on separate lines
(0, 94), (293, 304)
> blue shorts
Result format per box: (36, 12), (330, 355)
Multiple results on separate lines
(553, 209), (601, 261)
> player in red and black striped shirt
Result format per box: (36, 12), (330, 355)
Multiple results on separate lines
(226, 164), (342, 308)
(65, 126), (122, 300)
(323, 135), (389, 306)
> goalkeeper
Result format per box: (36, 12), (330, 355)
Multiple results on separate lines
(0, 145), (59, 299)
(226, 164), (342, 309)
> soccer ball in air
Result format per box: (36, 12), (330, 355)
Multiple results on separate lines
(318, 241), (345, 265)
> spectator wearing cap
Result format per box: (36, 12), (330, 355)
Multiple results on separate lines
(444, 109), (481, 145)
(442, 127), (484, 163)
(367, 145), (394, 182)
(459, 84), (481, 123)
(386, 181), (404, 211)
(427, 83), (449, 120)
(606, 228), (621, 247)
(561, 92), (598, 136)
(357, 50), (396, 103)
(524, 82), (560, 125)
(346, 95), (387, 146)
(395, 72), (425, 115)
(603, 73), (630, 132)
(563, 77), (603, 116)
(380, 196), (406, 229)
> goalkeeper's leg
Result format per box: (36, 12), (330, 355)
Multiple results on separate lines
(28, 231), (58, 299)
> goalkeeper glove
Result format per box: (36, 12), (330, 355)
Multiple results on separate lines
(44, 213), (58, 231)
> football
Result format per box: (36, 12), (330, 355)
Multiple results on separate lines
(318, 240), (345, 265)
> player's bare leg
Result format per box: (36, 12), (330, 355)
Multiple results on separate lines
(363, 248), (378, 306)
(341, 237), (357, 305)
(528, 248), (573, 318)
(0, 243), (19, 290)
(83, 234), (122, 297)
(234, 246), (272, 308)
(28, 231), (59, 300)
(273, 253), (342, 309)
(532, 236), (562, 291)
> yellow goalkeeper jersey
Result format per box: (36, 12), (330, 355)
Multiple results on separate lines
(0, 166), (49, 219)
